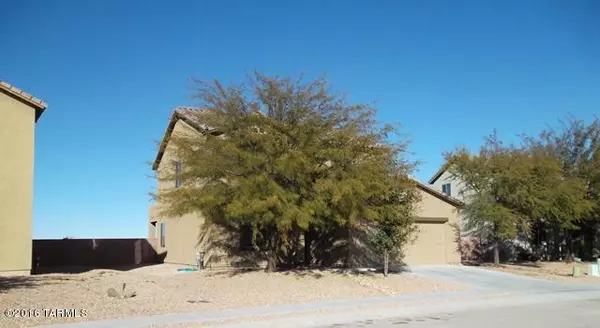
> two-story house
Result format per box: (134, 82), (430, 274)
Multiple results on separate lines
(150, 107), (463, 268)
(428, 165), (475, 236)
(0, 81), (47, 275)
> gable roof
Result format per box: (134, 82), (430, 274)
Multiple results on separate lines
(152, 108), (463, 208)
(429, 154), (476, 184)
(0, 81), (47, 122)
(413, 178), (463, 208)
(152, 107), (213, 170)
(428, 163), (449, 184)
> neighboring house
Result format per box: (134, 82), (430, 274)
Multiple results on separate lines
(0, 81), (47, 275)
(429, 165), (475, 236)
(149, 108), (462, 268)
(429, 163), (533, 260)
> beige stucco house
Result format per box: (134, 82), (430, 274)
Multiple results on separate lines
(429, 165), (475, 236)
(150, 108), (462, 268)
(0, 81), (47, 275)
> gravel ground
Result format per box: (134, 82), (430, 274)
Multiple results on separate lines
(0, 264), (465, 327)
(482, 262), (600, 283)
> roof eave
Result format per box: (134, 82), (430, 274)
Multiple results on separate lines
(34, 107), (46, 122)
(414, 179), (464, 208)
(152, 109), (210, 171)
(427, 166), (447, 184)
(152, 112), (179, 171)
(0, 81), (48, 122)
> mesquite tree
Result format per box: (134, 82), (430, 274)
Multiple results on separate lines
(156, 72), (419, 271)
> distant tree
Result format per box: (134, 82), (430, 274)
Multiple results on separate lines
(156, 72), (419, 272)
(446, 133), (531, 265)
(522, 117), (599, 260)
(446, 131), (591, 265)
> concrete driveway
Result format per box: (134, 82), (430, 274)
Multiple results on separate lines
(408, 265), (578, 292)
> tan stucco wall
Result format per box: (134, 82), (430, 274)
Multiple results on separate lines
(151, 120), (235, 268)
(0, 94), (36, 274)
(403, 188), (461, 265)
(431, 170), (475, 236)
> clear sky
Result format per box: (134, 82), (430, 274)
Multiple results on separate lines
(1, 1), (598, 239)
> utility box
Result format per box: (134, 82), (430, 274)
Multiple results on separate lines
(589, 264), (600, 277)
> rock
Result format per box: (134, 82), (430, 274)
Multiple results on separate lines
(187, 299), (209, 304)
(106, 283), (136, 299)
(107, 287), (119, 298)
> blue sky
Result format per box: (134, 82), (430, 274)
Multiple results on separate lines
(1, 1), (598, 239)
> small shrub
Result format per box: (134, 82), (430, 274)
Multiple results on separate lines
(459, 237), (484, 263)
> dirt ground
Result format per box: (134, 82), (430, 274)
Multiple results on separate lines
(0, 264), (466, 327)
(481, 261), (600, 283)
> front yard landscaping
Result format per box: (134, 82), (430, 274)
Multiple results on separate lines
(0, 264), (466, 327)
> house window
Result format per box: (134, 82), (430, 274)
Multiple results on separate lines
(160, 222), (166, 247)
(239, 224), (253, 250)
(174, 161), (182, 188)
(442, 183), (452, 196)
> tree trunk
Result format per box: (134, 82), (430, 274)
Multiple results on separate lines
(493, 241), (500, 266)
(264, 229), (279, 272)
(583, 223), (594, 261)
(346, 226), (353, 268)
(304, 227), (313, 266)
(491, 224), (500, 265)
(565, 229), (574, 263)
(265, 250), (277, 272)
(383, 250), (389, 277)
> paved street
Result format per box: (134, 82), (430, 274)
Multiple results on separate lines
(320, 298), (600, 328)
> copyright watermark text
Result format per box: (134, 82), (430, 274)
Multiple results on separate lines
(4, 308), (88, 318)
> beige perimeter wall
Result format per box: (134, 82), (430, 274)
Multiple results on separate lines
(0, 94), (36, 274)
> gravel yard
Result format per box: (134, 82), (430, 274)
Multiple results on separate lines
(0, 264), (466, 327)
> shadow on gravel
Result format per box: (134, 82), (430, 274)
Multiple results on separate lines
(0, 276), (40, 293)
(204, 266), (411, 279)
(1, 272), (93, 294)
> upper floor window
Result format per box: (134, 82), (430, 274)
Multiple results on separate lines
(174, 160), (182, 188)
(442, 183), (451, 196)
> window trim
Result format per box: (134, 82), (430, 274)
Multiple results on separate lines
(442, 183), (452, 197)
